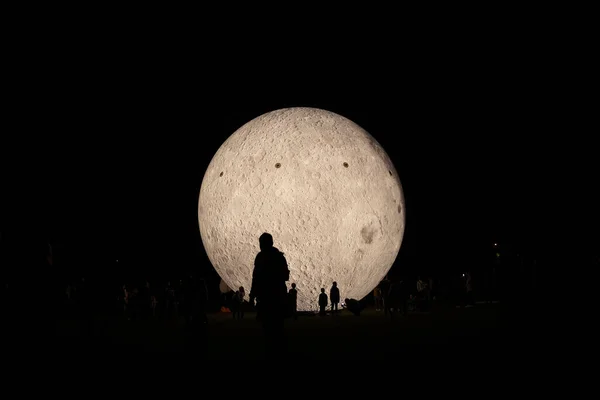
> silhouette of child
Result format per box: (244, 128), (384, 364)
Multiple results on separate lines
(319, 288), (328, 316)
(232, 286), (245, 319)
(288, 283), (297, 320)
(231, 290), (241, 319)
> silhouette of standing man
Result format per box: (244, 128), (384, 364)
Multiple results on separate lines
(330, 282), (340, 315)
(250, 232), (290, 358)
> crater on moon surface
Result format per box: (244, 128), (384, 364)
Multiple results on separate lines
(198, 107), (405, 311)
(361, 226), (376, 244)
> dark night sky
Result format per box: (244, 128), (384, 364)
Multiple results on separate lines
(2, 44), (597, 284)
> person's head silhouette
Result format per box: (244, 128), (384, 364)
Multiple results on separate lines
(321, 288), (325, 293)
(259, 232), (274, 251)
(332, 281), (337, 287)
(291, 283), (296, 289)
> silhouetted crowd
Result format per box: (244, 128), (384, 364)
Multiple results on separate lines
(0, 230), (494, 359)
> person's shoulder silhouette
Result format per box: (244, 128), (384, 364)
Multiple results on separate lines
(250, 233), (290, 304)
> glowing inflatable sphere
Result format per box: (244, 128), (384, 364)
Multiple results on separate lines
(198, 107), (405, 311)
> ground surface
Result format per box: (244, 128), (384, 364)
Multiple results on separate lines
(48, 303), (503, 361)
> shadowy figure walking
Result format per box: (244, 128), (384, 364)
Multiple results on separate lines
(288, 283), (298, 320)
(232, 286), (245, 320)
(164, 281), (176, 319)
(465, 272), (474, 307)
(416, 276), (427, 311)
(373, 286), (382, 311)
(231, 290), (241, 319)
(182, 274), (208, 327)
(379, 276), (391, 317)
(319, 288), (328, 316)
(182, 274), (208, 354)
(387, 278), (408, 318)
(250, 232), (290, 358)
(330, 282), (340, 315)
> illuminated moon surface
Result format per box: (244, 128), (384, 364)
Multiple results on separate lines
(198, 107), (405, 311)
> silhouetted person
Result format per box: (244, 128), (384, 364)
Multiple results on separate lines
(387, 279), (408, 318)
(238, 286), (246, 319)
(185, 274), (208, 326)
(165, 281), (176, 318)
(345, 298), (362, 316)
(197, 277), (209, 323)
(180, 275), (208, 355)
(416, 276), (427, 311)
(182, 275), (195, 326)
(232, 286), (245, 320)
(398, 279), (408, 316)
(231, 290), (241, 318)
(319, 288), (328, 316)
(373, 286), (383, 311)
(250, 232), (290, 357)
(66, 283), (73, 302)
(220, 279), (232, 311)
(408, 294), (416, 312)
(379, 276), (391, 316)
(122, 284), (130, 319)
(465, 272), (474, 307)
(330, 282), (340, 315)
(288, 283), (298, 320)
(151, 293), (158, 317)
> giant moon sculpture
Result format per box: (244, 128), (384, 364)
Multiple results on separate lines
(198, 107), (405, 311)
